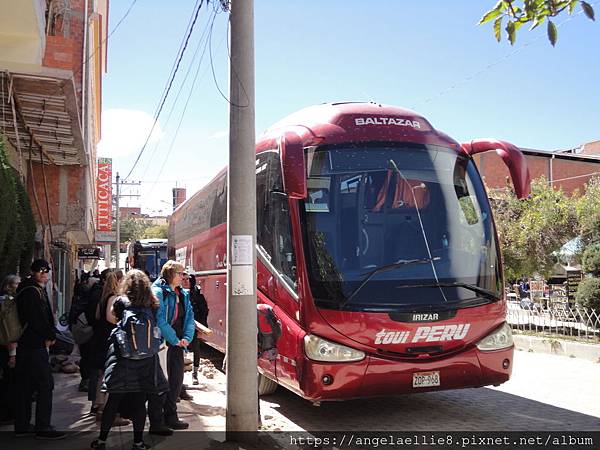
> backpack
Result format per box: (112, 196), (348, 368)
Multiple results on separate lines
(71, 312), (93, 344)
(257, 304), (281, 355)
(113, 304), (161, 360)
(0, 294), (23, 345)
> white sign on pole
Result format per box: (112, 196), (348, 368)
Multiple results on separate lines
(231, 265), (253, 296)
(231, 235), (252, 265)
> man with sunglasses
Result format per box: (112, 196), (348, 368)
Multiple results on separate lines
(14, 259), (65, 440)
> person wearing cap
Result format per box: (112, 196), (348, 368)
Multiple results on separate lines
(14, 259), (65, 440)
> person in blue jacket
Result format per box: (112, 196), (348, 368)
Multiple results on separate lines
(152, 260), (195, 430)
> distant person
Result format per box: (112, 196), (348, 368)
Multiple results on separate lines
(518, 279), (530, 299)
(91, 270), (167, 450)
(152, 261), (195, 430)
(0, 274), (20, 424)
(187, 274), (209, 386)
(14, 259), (65, 440)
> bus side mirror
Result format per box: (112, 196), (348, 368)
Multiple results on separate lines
(461, 139), (531, 199)
(279, 132), (307, 199)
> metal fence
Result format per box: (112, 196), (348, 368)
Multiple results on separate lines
(506, 301), (600, 339)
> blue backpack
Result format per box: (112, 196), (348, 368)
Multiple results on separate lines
(113, 304), (161, 360)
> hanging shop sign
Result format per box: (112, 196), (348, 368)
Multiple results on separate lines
(78, 247), (101, 260)
(97, 158), (112, 231)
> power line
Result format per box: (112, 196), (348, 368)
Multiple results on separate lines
(550, 171), (600, 184)
(138, 4), (216, 182)
(124, 0), (206, 181)
(144, 9), (222, 198)
(418, 3), (599, 107)
(209, 9), (249, 107)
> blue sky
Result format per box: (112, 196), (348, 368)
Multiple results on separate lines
(99, 0), (600, 213)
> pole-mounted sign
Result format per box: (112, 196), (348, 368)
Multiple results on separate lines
(97, 158), (112, 231)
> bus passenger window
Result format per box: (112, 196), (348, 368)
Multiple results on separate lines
(256, 150), (297, 289)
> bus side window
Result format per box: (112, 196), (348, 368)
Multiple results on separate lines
(256, 151), (297, 289)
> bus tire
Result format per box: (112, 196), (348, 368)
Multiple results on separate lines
(257, 373), (278, 396)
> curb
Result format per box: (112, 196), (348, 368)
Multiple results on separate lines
(513, 334), (600, 363)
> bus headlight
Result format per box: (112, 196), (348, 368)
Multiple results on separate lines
(303, 334), (365, 362)
(476, 322), (513, 351)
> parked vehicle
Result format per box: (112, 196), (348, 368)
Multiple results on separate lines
(169, 102), (531, 402)
(126, 239), (168, 281)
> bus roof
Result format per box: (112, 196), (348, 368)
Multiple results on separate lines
(172, 102), (463, 216)
(257, 102), (460, 152)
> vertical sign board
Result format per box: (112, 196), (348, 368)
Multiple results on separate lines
(566, 269), (582, 304)
(97, 158), (112, 231)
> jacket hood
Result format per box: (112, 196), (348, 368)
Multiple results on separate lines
(17, 277), (43, 293)
(152, 277), (171, 291)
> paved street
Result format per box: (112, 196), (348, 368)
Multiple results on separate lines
(0, 346), (598, 449)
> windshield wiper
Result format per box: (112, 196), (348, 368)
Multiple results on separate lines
(340, 257), (440, 309)
(396, 281), (499, 301)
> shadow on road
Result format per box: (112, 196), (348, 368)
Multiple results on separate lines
(263, 385), (600, 431)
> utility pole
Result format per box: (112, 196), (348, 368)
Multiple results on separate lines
(113, 174), (141, 269)
(226, 0), (257, 442)
(115, 173), (121, 270)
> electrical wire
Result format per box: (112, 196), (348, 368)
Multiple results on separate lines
(209, 8), (249, 108)
(550, 171), (600, 184)
(138, 4), (215, 182)
(418, 2), (599, 107)
(124, 0), (206, 181)
(143, 9), (222, 198)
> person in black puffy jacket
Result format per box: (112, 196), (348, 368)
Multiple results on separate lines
(187, 274), (209, 385)
(91, 270), (168, 450)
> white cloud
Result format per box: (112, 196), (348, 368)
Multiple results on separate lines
(209, 130), (228, 139)
(97, 109), (165, 158)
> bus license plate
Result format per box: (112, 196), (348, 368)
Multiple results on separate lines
(413, 371), (440, 388)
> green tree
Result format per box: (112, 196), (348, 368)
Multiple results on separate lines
(575, 277), (600, 310)
(489, 177), (578, 281)
(582, 243), (600, 276)
(118, 218), (152, 243)
(0, 137), (36, 279)
(142, 224), (168, 239)
(575, 177), (600, 247)
(480, 0), (595, 46)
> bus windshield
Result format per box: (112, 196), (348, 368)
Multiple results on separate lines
(301, 143), (502, 310)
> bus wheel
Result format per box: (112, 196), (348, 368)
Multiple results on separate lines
(257, 373), (278, 396)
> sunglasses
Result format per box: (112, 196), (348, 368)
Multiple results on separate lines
(38, 268), (51, 273)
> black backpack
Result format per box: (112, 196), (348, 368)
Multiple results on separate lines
(113, 303), (161, 360)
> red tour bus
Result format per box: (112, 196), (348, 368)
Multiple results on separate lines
(169, 102), (530, 402)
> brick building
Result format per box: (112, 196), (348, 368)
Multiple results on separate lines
(0, 0), (109, 317)
(473, 144), (600, 196)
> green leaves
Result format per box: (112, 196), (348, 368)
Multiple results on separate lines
(480, 8), (504, 24)
(479, 0), (509, 24)
(494, 17), (503, 41)
(547, 20), (558, 45)
(581, 1), (595, 20)
(489, 176), (578, 280)
(0, 137), (36, 279)
(568, 0), (579, 15)
(480, 0), (596, 45)
(507, 21), (517, 44)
